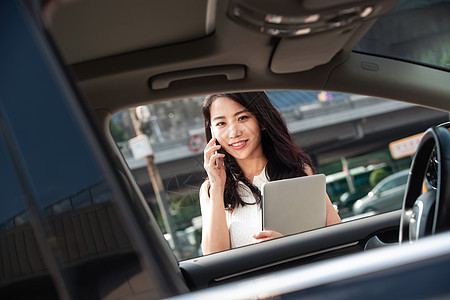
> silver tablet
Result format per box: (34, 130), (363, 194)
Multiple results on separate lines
(261, 174), (326, 236)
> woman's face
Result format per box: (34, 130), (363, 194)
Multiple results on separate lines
(210, 97), (264, 162)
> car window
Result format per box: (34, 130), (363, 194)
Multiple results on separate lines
(0, 130), (62, 298)
(378, 181), (397, 194)
(379, 173), (409, 193)
(354, 0), (450, 72)
(0, 93), (155, 298)
(0, 3), (168, 296)
(393, 175), (408, 187)
(111, 91), (448, 260)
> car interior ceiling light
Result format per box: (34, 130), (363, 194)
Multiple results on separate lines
(229, 2), (374, 37)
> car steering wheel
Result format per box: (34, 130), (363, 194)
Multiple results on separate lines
(399, 123), (450, 243)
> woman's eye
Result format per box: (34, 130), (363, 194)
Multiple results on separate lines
(215, 122), (225, 126)
(238, 115), (249, 121)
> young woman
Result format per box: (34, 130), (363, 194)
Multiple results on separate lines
(200, 92), (341, 255)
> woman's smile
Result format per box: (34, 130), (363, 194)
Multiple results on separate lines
(230, 140), (248, 150)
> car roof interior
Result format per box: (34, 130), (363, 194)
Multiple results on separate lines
(43, 0), (450, 120)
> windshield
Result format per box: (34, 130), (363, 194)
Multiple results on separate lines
(354, 0), (450, 71)
(111, 91), (448, 260)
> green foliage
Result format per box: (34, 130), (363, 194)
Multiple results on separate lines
(169, 192), (201, 231)
(147, 190), (201, 234)
(369, 168), (390, 187)
(148, 203), (166, 233)
(440, 51), (450, 68)
(110, 121), (127, 142)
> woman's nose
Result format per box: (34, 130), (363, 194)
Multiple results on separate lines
(228, 122), (242, 138)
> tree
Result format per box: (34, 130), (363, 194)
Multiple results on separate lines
(110, 121), (126, 142)
(369, 168), (390, 187)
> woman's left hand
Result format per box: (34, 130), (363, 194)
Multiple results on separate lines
(252, 230), (283, 243)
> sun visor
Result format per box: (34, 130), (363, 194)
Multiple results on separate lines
(45, 0), (217, 64)
(270, 25), (358, 73)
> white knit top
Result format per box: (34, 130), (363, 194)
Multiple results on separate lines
(226, 168), (267, 248)
(199, 168), (268, 249)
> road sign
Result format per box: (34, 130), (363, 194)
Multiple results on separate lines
(389, 133), (423, 159)
(188, 134), (204, 153)
(129, 134), (153, 159)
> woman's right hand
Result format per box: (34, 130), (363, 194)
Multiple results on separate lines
(201, 139), (230, 254)
(203, 137), (226, 187)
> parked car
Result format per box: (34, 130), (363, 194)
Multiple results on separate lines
(1, 0), (450, 299)
(337, 189), (371, 218)
(353, 169), (410, 215)
(328, 163), (392, 218)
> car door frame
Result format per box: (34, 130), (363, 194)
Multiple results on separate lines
(180, 210), (401, 290)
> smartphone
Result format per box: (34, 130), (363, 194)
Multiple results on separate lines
(210, 127), (220, 168)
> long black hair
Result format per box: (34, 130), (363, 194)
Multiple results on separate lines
(202, 92), (315, 209)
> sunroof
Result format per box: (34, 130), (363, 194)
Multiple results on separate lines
(354, 0), (450, 71)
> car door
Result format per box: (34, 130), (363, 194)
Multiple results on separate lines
(374, 180), (400, 212)
(376, 175), (409, 213)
